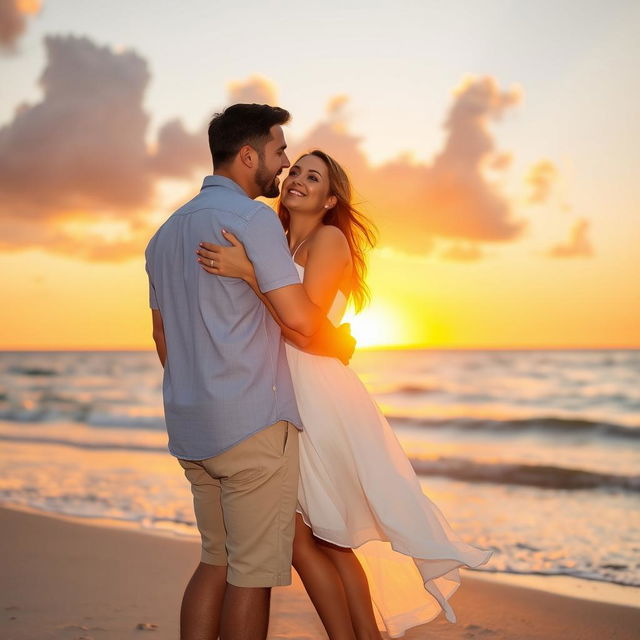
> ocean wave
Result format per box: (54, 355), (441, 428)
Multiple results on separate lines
(2, 428), (638, 493)
(86, 413), (165, 430)
(2, 397), (637, 443)
(0, 497), (199, 538)
(0, 405), (165, 430)
(473, 567), (640, 589)
(3, 495), (638, 587)
(0, 406), (89, 424)
(410, 456), (640, 492)
(390, 415), (640, 440)
(0, 432), (168, 453)
(386, 384), (442, 395)
(7, 366), (59, 377)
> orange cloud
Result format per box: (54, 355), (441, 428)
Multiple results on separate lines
(0, 35), (210, 260)
(150, 118), (209, 178)
(0, 0), (40, 51)
(326, 94), (350, 118)
(547, 218), (594, 258)
(526, 159), (558, 204)
(0, 45), (534, 263)
(228, 75), (278, 105)
(150, 75), (279, 179)
(489, 151), (512, 171)
(0, 35), (154, 216)
(441, 243), (484, 262)
(289, 76), (526, 255)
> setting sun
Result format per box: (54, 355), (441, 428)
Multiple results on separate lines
(343, 303), (406, 349)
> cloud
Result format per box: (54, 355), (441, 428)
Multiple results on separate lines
(290, 76), (526, 255)
(0, 0), (40, 51)
(441, 243), (484, 262)
(0, 214), (153, 262)
(149, 118), (209, 178)
(149, 74), (279, 179)
(547, 218), (594, 258)
(0, 44), (287, 260)
(0, 54), (534, 263)
(326, 94), (350, 117)
(489, 151), (512, 171)
(0, 34), (209, 260)
(228, 74), (278, 105)
(526, 159), (557, 204)
(0, 35), (153, 217)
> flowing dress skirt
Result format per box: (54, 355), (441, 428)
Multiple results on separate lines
(285, 343), (493, 637)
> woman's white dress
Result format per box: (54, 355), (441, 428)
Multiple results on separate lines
(285, 262), (492, 638)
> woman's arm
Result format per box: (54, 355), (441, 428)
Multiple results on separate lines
(196, 230), (354, 364)
(196, 232), (333, 351)
(243, 272), (317, 349)
(297, 225), (351, 315)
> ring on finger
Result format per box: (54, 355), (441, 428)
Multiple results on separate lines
(210, 259), (214, 267)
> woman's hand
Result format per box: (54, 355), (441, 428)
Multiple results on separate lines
(196, 230), (255, 282)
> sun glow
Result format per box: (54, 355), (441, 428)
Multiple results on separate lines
(342, 303), (405, 349)
(17, 0), (41, 14)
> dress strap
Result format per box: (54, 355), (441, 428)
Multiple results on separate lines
(291, 237), (310, 259)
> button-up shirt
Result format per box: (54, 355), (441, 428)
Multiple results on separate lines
(145, 175), (302, 460)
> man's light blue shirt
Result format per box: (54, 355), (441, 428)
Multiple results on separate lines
(145, 175), (302, 460)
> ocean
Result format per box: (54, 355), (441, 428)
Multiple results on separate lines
(0, 349), (638, 589)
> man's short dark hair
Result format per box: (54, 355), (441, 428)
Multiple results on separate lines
(208, 104), (290, 168)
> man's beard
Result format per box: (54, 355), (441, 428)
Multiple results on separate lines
(256, 155), (280, 198)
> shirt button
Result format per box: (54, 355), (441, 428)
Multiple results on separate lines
(272, 385), (277, 391)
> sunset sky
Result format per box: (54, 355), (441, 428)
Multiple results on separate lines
(0, 0), (638, 349)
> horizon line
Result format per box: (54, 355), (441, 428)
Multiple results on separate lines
(1, 344), (639, 352)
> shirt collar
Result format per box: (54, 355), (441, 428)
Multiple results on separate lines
(201, 175), (249, 197)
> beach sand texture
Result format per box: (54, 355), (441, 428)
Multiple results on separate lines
(1, 507), (638, 640)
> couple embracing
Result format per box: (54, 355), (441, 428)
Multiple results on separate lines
(145, 103), (491, 640)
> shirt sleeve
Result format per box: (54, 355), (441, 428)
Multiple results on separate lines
(241, 204), (301, 293)
(148, 279), (159, 309)
(145, 260), (159, 310)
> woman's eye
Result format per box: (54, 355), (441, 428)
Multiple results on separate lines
(309, 175), (318, 182)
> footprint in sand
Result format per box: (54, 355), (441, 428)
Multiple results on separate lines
(464, 623), (497, 637)
(136, 622), (159, 630)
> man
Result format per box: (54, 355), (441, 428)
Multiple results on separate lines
(145, 103), (354, 640)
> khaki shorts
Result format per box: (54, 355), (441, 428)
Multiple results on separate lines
(178, 421), (299, 588)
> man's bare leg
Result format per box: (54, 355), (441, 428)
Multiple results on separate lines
(180, 562), (227, 640)
(219, 585), (271, 640)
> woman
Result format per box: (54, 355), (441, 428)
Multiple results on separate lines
(197, 150), (492, 638)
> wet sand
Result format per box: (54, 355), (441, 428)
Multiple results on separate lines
(1, 506), (638, 639)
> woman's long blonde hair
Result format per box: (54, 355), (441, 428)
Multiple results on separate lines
(277, 150), (377, 312)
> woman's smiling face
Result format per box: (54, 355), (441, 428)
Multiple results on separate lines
(281, 154), (333, 214)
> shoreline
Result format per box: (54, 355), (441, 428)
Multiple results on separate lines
(2, 505), (638, 640)
(3, 501), (638, 609)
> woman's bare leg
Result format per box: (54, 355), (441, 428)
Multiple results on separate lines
(316, 541), (383, 640)
(292, 514), (357, 640)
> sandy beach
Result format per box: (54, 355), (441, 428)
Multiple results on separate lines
(1, 506), (638, 640)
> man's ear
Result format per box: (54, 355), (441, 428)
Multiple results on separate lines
(238, 144), (257, 169)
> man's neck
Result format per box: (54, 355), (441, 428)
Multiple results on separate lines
(213, 168), (257, 199)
